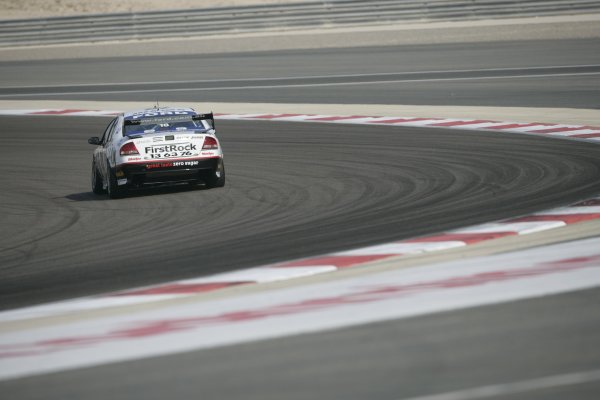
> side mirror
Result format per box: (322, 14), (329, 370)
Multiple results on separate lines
(88, 137), (101, 145)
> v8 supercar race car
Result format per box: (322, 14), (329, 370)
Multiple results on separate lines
(88, 107), (225, 198)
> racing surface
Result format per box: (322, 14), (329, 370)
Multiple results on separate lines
(0, 39), (599, 108)
(2, 115), (600, 309)
(2, 36), (600, 399)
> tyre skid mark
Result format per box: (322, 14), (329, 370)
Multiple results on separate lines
(0, 109), (599, 321)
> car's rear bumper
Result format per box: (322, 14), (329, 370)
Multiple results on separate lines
(116, 157), (220, 187)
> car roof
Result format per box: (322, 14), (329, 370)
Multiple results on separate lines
(123, 107), (197, 121)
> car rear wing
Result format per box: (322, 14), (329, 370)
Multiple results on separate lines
(193, 112), (215, 129)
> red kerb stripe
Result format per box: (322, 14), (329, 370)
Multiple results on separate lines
(406, 232), (515, 244)
(429, 120), (495, 127)
(371, 117), (436, 124)
(249, 114), (302, 119)
(527, 126), (587, 134)
(278, 254), (392, 268)
(306, 115), (371, 121)
(30, 109), (88, 115)
(486, 123), (546, 130)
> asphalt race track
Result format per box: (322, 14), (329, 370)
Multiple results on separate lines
(2, 115), (600, 310)
(0, 39), (599, 108)
(1, 37), (600, 399)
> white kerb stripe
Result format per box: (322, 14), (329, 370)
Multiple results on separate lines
(364, 117), (421, 123)
(497, 125), (555, 132)
(262, 114), (313, 121)
(447, 122), (505, 130)
(334, 241), (465, 256)
(395, 119), (449, 126)
(451, 221), (566, 235)
(328, 117), (386, 124)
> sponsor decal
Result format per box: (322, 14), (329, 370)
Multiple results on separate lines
(130, 110), (194, 120)
(145, 160), (199, 169)
(144, 143), (197, 159)
(146, 162), (174, 169)
(173, 161), (200, 167)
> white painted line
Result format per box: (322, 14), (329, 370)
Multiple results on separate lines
(537, 130), (600, 137)
(537, 206), (600, 215)
(334, 241), (466, 256)
(178, 266), (337, 284)
(0, 294), (184, 322)
(553, 129), (600, 135)
(451, 221), (566, 235)
(3, 64), (597, 90)
(2, 72), (599, 98)
(397, 369), (600, 400)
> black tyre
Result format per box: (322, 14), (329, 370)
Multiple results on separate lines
(107, 167), (126, 199)
(204, 159), (225, 188)
(91, 163), (106, 195)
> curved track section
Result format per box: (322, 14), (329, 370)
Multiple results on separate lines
(2, 115), (600, 310)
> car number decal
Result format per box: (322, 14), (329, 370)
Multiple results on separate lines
(144, 143), (197, 159)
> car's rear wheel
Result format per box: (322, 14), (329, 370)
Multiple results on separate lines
(107, 167), (126, 199)
(204, 159), (225, 188)
(91, 163), (105, 195)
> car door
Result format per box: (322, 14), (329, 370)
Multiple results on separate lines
(94, 118), (118, 183)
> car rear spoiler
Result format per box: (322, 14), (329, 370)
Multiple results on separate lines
(193, 112), (215, 129)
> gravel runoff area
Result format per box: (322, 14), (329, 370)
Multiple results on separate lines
(0, 0), (298, 20)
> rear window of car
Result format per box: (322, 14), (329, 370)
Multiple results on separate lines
(124, 115), (209, 136)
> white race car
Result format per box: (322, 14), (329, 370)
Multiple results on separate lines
(88, 107), (225, 198)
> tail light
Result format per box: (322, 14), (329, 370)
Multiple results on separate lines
(202, 136), (219, 150)
(120, 142), (139, 156)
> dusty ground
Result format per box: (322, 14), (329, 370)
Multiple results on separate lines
(0, 0), (299, 19)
